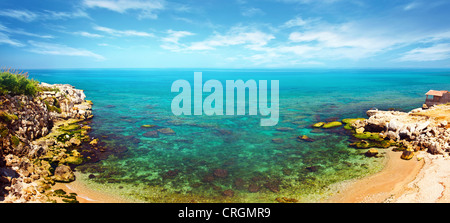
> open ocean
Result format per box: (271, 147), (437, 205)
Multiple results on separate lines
(29, 68), (450, 202)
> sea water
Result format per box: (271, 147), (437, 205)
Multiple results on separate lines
(29, 68), (450, 202)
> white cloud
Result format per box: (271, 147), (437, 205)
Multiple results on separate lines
(162, 30), (194, 44)
(83, 0), (165, 19)
(399, 43), (450, 62)
(0, 9), (38, 22)
(94, 25), (154, 37)
(185, 26), (275, 51)
(27, 41), (105, 60)
(404, 1), (420, 11)
(0, 9), (89, 22)
(0, 24), (54, 39)
(282, 17), (307, 28)
(241, 7), (265, 17)
(74, 31), (104, 38)
(0, 32), (24, 47)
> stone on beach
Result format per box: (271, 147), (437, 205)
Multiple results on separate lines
(54, 165), (75, 182)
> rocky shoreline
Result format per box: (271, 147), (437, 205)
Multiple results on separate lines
(0, 83), (95, 202)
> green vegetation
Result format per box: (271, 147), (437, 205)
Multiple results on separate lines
(0, 110), (18, 123)
(0, 69), (39, 96)
(322, 121), (343, 128)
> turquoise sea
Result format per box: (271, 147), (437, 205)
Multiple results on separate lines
(29, 69), (450, 202)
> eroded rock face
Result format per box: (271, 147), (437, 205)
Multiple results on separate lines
(360, 105), (450, 156)
(1, 83), (93, 202)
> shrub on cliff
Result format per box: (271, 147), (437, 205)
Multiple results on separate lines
(0, 69), (39, 96)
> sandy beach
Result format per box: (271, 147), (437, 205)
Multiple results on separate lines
(53, 172), (131, 203)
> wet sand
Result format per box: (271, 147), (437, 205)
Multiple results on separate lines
(326, 148), (424, 203)
(53, 172), (131, 203)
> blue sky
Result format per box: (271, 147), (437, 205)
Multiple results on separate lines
(1, 0), (450, 69)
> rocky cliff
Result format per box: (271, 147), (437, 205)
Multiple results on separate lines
(351, 104), (450, 158)
(0, 83), (93, 202)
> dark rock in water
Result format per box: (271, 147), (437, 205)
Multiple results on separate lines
(222, 189), (234, 197)
(306, 166), (319, 172)
(276, 127), (294, 132)
(298, 135), (314, 142)
(157, 127), (176, 135)
(215, 129), (233, 136)
(143, 130), (159, 138)
(248, 183), (260, 193)
(365, 148), (379, 157)
(163, 169), (179, 179)
(213, 169), (228, 178)
(202, 174), (215, 183)
(264, 180), (280, 193)
(234, 178), (245, 189)
(271, 138), (284, 144)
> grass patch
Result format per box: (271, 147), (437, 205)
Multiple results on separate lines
(0, 69), (39, 96)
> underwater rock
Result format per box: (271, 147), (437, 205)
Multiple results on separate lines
(202, 174), (215, 183)
(222, 189), (234, 197)
(141, 124), (157, 128)
(213, 169), (228, 178)
(365, 148), (379, 157)
(163, 169), (179, 179)
(322, 121), (343, 128)
(89, 138), (98, 146)
(143, 130), (159, 138)
(276, 127), (294, 132)
(305, 166), (319, 172)
(312, 122), (325, 128)
(264, 180), (280, 193)
(248, 183), (260, 193)
(157, 127), (176, 135)
(234, 178), (245, 189)
(271, 138), (284, 144)
(298, 135), (314, 142)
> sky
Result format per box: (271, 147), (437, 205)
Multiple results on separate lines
(1, 0), (450, 69)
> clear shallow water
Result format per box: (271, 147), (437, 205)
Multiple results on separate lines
(30, 69), (450, 202)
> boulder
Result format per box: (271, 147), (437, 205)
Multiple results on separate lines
(322, 121), (342, 128)
(312, 122), (325, 128)
(401, 149), (414, 160)
(54, 165), (75, 182)
(365, 148), (379, 157)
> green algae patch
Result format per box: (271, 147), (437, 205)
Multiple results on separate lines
(322, 121), (342, 128)
(342, 118), (365, 124)
(312, 122), (325, 128)
(353, 132), (383, 141)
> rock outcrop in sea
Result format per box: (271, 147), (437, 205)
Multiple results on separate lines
(0, 83), (93, 202)
(351, 104), (450, 158)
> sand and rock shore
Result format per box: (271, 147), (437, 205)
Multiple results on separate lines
(0, 83), (93, 202)
(327, 104), (450, 203)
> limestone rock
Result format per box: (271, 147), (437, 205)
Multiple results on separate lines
(54, 165), (75, 182)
